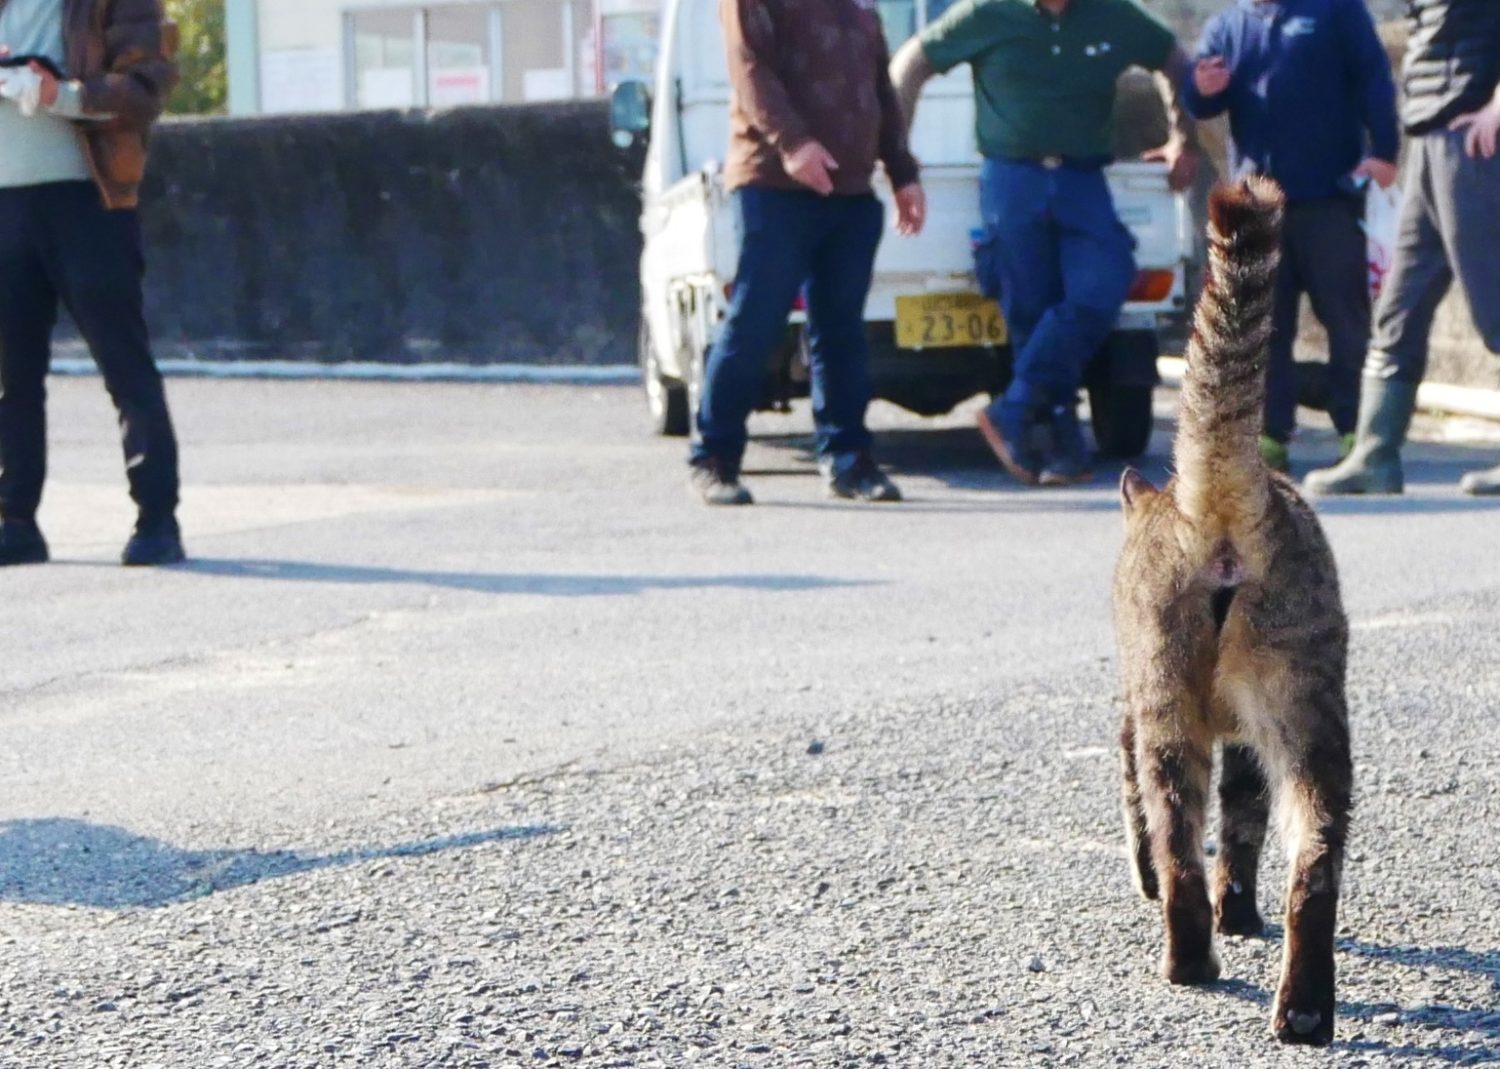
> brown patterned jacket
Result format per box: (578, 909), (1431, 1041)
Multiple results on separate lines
(721, 0), (919, 196)
(59, 0), (179, 208)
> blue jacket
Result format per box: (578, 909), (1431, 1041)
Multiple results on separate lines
(1182, 0), (1400, 203)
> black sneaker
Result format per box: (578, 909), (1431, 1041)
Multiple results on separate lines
(122, 514), (186, 566)
(1039, 404), (1094, 487)
(689, 457), (753, 506)
(0, 519), (49, 566)
(825, 452), (902, 502)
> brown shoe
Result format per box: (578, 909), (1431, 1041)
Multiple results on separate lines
(976, 405), (1039, 486)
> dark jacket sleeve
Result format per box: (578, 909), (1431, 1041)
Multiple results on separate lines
(873, 31), (920, 190)
(720, 0), (811, 156)
(82, 0), (179, 130)
(1180, 15), (1230, 121)
(1337, 0), (1400, 163)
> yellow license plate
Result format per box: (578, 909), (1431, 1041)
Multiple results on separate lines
(895, 293), (1007, 350)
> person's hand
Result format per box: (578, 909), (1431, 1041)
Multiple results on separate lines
(1143, 141), (1200, 193)
(894, 182), (925, 236)
(1193, 56), (1230, 97)
(1352, 157), (1399, 189)
(28, 60), (57, 109)
(1450, 100), (1500, 160)
(783, 140), (839, 195)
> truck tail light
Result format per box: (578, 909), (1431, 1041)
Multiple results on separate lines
(1128, 269), (1176, 302)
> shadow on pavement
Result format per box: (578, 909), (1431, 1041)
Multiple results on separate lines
(1210, 938), (1500, 1063)
(174, 561), (877, 595)
(0, 818), (556, 909)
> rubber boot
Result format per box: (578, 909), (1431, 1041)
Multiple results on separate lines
(1302, 378), (1417, 496)
(1460, 464), (1500, 496)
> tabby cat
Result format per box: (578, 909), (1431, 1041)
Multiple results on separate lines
(1112, 177), (1352, 1046)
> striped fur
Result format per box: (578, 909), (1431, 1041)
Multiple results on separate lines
(1111, 179), (1353, 1047)
(1173, 178), (1283, 543)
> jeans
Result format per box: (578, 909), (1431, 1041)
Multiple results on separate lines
(977, 157), (1136, 415)
(692, 186), (884, 474)
(1264, 196), (1370, 441)
(1366, 129), (1500, 383)
(0, 181), (180, 522)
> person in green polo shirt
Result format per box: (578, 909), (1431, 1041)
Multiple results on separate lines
(892, 0), (1198, 487)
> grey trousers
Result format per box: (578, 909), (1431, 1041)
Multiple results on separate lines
(1367, 129), (1500, 382)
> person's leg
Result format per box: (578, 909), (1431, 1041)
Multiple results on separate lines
(0, 186), (58, 562)
(803, 193), (897, 500)
(1297, 198), (1372, 443)
(975, 159), (1060, 483)
(41, 183), (182, 541)
(691, 187), (811, 495)
(1043, 167), (1137, 405)
(1305, 139), (1449, 496)
(1262, 210), (1305, 469)
(1040, 167), (1137, 484)
(1421, 132), (1500, 493)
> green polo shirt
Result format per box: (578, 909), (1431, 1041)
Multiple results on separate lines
(920, 0), (1176, 161)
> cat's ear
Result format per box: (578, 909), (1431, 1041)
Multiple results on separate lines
(1120, 468), (1158, 513)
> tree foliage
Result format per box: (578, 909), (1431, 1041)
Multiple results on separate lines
(166, 0), (226, 115)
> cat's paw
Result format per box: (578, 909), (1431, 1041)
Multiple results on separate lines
(1161, 947), (1221, 986)
(1214, 894), (1264, 937)
(1272, 984), (1335, 1045)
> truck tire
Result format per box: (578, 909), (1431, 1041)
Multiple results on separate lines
(1088, 383), (1155, 460)
(639, 315), (689, 437)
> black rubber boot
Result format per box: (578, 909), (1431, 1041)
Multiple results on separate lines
(1303, 379), (1417, 496)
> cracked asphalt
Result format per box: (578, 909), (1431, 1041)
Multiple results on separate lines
(1, 378), (1498, 1067)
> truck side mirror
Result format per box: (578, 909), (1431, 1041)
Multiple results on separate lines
(610, 80), (653, 149)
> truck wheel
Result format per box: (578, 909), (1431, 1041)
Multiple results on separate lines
(640, 316), (689, 437)
(1088, 383), (1155, 460)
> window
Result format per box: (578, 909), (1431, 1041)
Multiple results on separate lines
(351, 8), (419, 109)
(345, 0), (583, 108)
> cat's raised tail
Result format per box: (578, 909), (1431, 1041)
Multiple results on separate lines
(1173, 177), (1286, 539)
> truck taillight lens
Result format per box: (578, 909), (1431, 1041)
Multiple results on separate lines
(1128, 269), (1176, 302)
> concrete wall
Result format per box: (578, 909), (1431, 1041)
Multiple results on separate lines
(132, 101), (641, 365)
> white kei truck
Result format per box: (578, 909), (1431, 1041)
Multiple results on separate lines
(609, 0), (1195, 459)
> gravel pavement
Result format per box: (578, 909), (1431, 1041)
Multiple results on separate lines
(1, 379), (1498, 1067)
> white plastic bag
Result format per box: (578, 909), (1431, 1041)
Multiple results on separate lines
(0, 67), (43, 117)
(1363, 183), (1402, 303)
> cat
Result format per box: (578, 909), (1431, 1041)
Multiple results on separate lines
(1112, 177), (1352, 1046)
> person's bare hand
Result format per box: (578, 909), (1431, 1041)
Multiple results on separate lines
(1352, 157), (1399, 189)
(1450, 100), (1500, 160)
(784, 140), (839, 195)
(29, 61), (58, 108)
(1143, 141), (1200, 193)
(894, 182), (925, 236)
(1193, 56), (1230, 97)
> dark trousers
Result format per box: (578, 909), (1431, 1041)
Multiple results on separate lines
(1367, 129), (1500, 382)
(692, 186), (883, 473)
(978, 157), (1137, 414)
(0, 181), (179, 523)
(1264, 196), (1370, 441)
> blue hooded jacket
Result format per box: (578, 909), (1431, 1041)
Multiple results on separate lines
(1182, 0), (1400, 202)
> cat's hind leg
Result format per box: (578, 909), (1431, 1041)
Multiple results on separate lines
(1136, 714), (1219, 985)
(1268, 689), (1352, 1046)
(1214, 742), (1269, 936)
(1120, 712), (1158, 900)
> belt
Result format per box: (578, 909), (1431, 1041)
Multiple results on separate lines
(1000, 154), (1111, 171)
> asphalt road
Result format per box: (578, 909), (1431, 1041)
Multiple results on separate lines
(2, 378), (1498, 1067)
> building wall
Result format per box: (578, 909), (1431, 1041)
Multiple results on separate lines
(131, 103), (641, 365)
